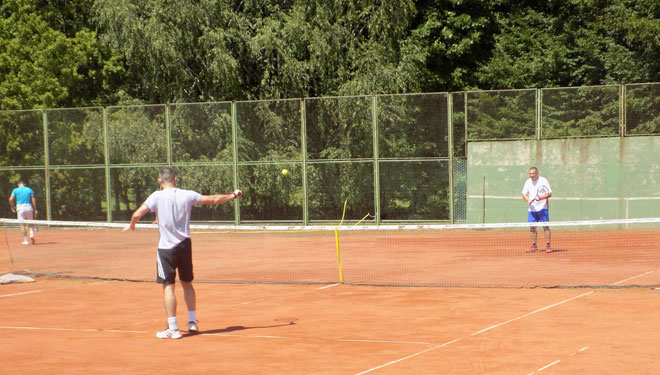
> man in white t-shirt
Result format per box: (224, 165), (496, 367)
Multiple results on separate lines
(522, 166), (552, 253)
(124, 167), (242, 339)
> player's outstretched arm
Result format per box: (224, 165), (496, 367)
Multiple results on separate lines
(124, 204), (150, 232)
(198, 189), (243, 205)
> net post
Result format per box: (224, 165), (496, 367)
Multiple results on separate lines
(334, 226), (344, 284)
(334, 198), (348, 284)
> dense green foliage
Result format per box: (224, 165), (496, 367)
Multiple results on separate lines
(2, 0), (660, 222)
(3, 0), (660, 109)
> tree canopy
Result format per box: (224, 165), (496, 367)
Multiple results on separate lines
(2, 0), (660, 109)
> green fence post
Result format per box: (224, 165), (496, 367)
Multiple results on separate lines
(301, 99), (309, 225)
(620, 84), (626, 137)
(42, 110), (51, 221)
(165, 103), (172, 165)
(447, 94), (454, 223)
(464, 92), (468, 143)
(103, 107), (112, 222)
(537, 89), (542, 140)
(231, 102), (240, 225)
(372, 96), (381, 225)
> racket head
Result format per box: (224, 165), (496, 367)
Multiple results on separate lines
(530, 186), (549, 204)
(537, 186), (548, 200)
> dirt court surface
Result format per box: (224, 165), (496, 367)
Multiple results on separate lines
(3, 226), (660, 287)
(2, 277), (660, 374)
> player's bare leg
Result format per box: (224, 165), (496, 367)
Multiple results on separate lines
(163, 283), (177, 317)
(527, 227), (538, 252)
(20, 223), (28, 245)
(156, 283), (182, 339)
(544, 227), (552, 253)
(181, 281), (198, 333)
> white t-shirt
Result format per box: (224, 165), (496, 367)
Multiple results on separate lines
(143, 188), (201, 249)
(522, 176), (552, 212)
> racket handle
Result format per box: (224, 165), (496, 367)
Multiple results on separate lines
(233, 189), (243, 198)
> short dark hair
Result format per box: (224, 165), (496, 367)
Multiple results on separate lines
(17, 180), (25, 186)
(529, 167), (538, 173)
(159, 167), (176, 183)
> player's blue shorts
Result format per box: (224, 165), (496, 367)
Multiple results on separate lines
(528, 209), (549, 223)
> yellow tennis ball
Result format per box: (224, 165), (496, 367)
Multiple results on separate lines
(281, 169), (288, 176)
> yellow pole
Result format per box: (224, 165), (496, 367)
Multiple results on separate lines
(334, 198), (348, 283)
(354, 212), (371, 226)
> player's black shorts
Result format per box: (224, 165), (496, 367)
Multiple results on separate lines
(156, 238), (193, 284)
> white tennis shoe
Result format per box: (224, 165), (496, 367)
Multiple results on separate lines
(188, 321), (199, 333)
(156, 328), (182, 339)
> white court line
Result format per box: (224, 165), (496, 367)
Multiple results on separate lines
(471, 291), (594, 336)
(354, 339), (460, 375)
(339, 339), (429, 345)
(570, 346), (590, 357)
(0, 280), (109, 299)
(467, 195), (660, 201)
(0, 324), (430, 345)
(224, 299), (264, 308)
(0, 326), (146, 334)
(538, 359), (561, 371)
(318, 283), (339, 290)
(0, 290), (45, 298)
(354, 291), (594, 375)
(200, 333), (290, 339)
(611, 267), (660, 285)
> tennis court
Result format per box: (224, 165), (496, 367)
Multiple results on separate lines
(2, 278), (660, 374)
(2, 219), (660, 374)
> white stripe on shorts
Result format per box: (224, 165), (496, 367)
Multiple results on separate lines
(156, 253), (165, 280)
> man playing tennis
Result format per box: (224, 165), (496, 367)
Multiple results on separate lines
(8, 180), (38, 245)
(124, 167), (242, 339)
(522, 167), (552, 253)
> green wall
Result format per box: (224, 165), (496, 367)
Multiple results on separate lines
(467, 136), (660, 223)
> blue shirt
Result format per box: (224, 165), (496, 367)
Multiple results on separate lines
(11, 186), (35, 205)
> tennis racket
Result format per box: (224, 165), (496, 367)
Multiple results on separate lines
(531, 186), (549, 204)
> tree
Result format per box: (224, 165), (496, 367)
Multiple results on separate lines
(478, 1), (660, 89)
(412, 0), (498, 91)
(0, 0), (122, 109)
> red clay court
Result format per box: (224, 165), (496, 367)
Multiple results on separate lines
(2, 221), (660, 373)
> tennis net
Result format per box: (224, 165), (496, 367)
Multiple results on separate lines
(1, 218), (659, 288)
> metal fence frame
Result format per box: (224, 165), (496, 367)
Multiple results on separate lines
(1, 83), (659, 224)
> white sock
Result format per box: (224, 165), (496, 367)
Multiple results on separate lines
(188, 311), (196, 323)
(167, 317), (178, 331)
(29, 229), (34, 238)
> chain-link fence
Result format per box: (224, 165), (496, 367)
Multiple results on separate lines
(1, 83), (659, 223)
